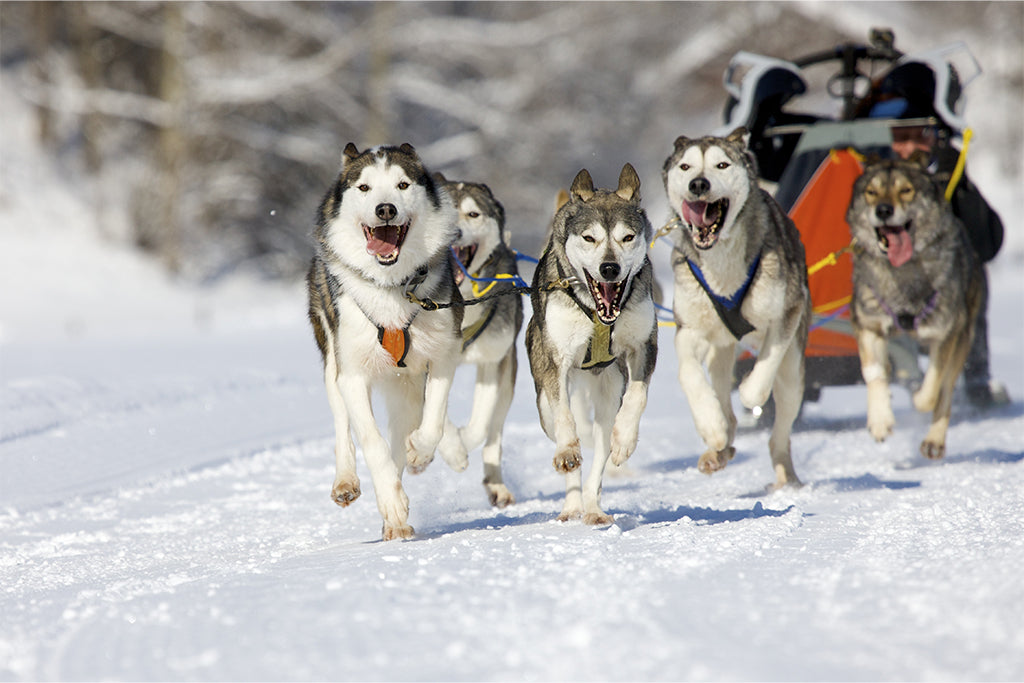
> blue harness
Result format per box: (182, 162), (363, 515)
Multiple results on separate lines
(686, 253), (762, 340)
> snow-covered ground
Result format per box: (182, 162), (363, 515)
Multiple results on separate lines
(3, 68), (1024, 683)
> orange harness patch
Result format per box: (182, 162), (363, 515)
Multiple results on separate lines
(377, 326), (410, 368)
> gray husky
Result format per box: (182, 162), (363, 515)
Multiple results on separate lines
(307, 143), (463, 541)
(433, 174), (523, 508)
(526, 164), (657, 524)
(847, 155), (985, 459)
(662, 127), (810, 488)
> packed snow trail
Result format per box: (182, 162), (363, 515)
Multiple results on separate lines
(2, 293), (1023, 680)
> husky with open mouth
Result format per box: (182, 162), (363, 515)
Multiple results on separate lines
(306, 143), (463, 541)
(847, 155), (985, 459)
(433, 174), (524, 508)
(526, 164), (657, 524)
(662, 127), (810, 489)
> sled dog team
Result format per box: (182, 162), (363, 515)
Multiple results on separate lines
(307, 132), (983, 541)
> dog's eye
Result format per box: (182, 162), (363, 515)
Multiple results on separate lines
(679, 163), (690, 171)
(467, 211), (480, 219)
(358, 184), (370, 192)
(864, 189), (878, 199)
(583, 235), (596, 243)
(717, 162), (730, 170)
(622, 234), (635, 243)
(397, 181), (410, 190)
(899, 187), (914, 197)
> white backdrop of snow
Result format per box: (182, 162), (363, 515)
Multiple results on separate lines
(2, 43), (1024, 683)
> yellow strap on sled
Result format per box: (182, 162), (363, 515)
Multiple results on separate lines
(945, 127), (972, 202)
(807, 239), (859, 277)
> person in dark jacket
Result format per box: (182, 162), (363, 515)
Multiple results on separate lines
(865, 61), (1008, 408)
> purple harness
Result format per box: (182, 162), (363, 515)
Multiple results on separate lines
(869, 284), (939, 331)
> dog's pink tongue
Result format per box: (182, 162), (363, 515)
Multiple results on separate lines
(682, 201), (719, 228)
(884, 227), (913, 267)
(682, 201), (706, 227)
(366, 226), (400, 256)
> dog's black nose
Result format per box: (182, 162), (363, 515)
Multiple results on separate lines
(689, 177), (710, 196)
(875, 203), (894, 221)
(376, 203), (398, 222)
(599, 262), (620, 280)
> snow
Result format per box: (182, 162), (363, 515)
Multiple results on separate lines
(3, 60), (1024, 683)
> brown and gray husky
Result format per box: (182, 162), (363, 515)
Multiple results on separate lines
(847, 154), (985, 459)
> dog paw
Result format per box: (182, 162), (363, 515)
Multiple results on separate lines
(583, 511), (614, 526)
(405, 431), (437, 474)
(697, 446), (735, 474)
(557, 508), (583, 523)
(553, 440), (582, 473)
(920, 439), (946, 460)
(867, 410), (895, 442)
(485, 483), (516, 509)
(381, 523), (415, 541)
(438, 432), (469, 473)
(912, 387), (939, 413)
(609, 427), (637, 467)
(694, 409), (731, 452)
(331, 476), (361, 507)
(738, 376), (771, 411)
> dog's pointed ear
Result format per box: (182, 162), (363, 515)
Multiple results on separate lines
(555, 188), (570, 212)
(399, 142), (416, 155)
(570, 169), (595, 202)
(432, 171), (447, 184)
(727, 127), (750, 147)
(616, 163), (641, 202)
(672, 135), (690, 152)
(343, 143), (361, 165)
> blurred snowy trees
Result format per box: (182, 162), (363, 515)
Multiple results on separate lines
(1, 2), (1020, 280)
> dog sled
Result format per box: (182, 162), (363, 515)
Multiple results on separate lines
(714, 29), (981, 406)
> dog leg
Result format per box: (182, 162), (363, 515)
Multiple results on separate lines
(676, 329), (730, 452)
(407, 356), (458, 474)
(552, 369), (583, 473)
(858, 327), (895, 442)
(739, 306), (802, 410)
(461, 362), (500, 452)
(482, 353), (516, 508)
(325, 353), (361, 506)
(343, 377), (412, 540)
(558, 467), (584, 522)
(767, 343), (803, 488)
(920, 328), (972, 459)
(912, 341), (943, 414)
(582, 373), (622, 525)
(438, 418), (470, 472)
(610, 351), (648, 466)
(693, 340), (738, 474)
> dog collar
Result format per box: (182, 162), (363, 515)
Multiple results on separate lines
(686, 253), (761, 340)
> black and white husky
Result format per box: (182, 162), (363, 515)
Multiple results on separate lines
(307, 143), (463, 541)
(662, 128), (810, 488)
(433, 175), (524, 508)
(526, 164), (657, 525)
